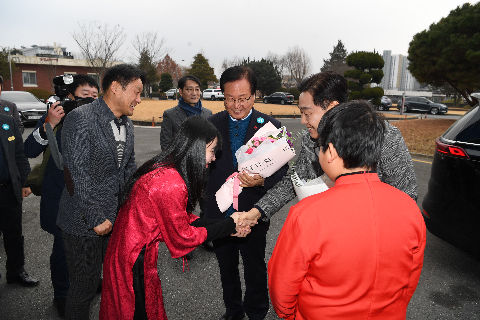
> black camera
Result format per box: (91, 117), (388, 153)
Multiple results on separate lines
(46, 75), (74, 111)
(46, 75), (92, 122)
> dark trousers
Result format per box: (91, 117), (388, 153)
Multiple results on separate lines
(133, 246), (147, 320)
(51, 233), (70, 298)
(0, 184), (25, 275)
(214, 221), (270, 320)
(61, 230), (109, 320)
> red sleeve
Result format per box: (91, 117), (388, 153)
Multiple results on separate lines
(268, 205), (310, 320)
(148, 170), (208, 258)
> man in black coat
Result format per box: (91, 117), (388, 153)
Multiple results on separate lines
(0, 114), (38, 287)
(204, 66), (288, 320)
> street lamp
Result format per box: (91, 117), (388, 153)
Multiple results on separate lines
(8, 47), (14, 91)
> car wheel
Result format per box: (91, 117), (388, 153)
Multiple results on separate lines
(211, 96), (216, 101)
(378, 105), (384, 111)
(430, 107), (439, 115)
(280, 100), (285, 105)
(263, 98), (268, 104)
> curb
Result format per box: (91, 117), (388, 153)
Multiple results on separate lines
(410, 152), (434, 160)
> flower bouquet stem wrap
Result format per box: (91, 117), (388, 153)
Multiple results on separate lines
(216, 122), (296, 212)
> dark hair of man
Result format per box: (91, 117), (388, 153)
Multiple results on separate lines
(220, 66), (257, 95)
(120, 115), (222, 212)
(178, 75), (201, 90)
(102, 64), (147, 93)
(317, 100), (385, 171)
(68, 74), (100, 95)
(297, 71), (348, 109)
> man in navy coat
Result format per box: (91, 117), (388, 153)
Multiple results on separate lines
(24, 74), (99, 317)
(0, 114), (38, 287)
(204, 66), (288, 320)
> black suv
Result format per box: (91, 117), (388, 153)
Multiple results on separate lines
(397, 97), (448, 115)
(263, 92), (294, 105)
(422, 94), (480, 259)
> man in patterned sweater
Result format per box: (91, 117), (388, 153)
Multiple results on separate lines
(240, 71), (417, 223)
(57, 64), (145, 320)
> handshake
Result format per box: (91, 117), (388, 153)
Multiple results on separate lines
(229, 208), (262, 237)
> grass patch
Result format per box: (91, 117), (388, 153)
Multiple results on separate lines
(392, 119), (456, 156)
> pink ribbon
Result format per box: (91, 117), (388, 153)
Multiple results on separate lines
(226, 172), (241, 210)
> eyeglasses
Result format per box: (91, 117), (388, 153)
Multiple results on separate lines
(224, 95), (253, 106)
(183, 87), (201, 93)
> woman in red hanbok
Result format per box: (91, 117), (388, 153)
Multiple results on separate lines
(99, 116), (248, 320)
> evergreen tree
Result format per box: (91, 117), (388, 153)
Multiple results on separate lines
(159, 73), (173, 92)
(408, 3), (480, 107)
(344, 51), (384, 105)
(243, 58), (282, 97)
(186, 53), (218, 87)
(0, 48), (17, 83)
(321, 40), (351, 75)
(138, 50), (160, 97)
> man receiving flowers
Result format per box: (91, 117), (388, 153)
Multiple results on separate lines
(204, 66), (288, 320)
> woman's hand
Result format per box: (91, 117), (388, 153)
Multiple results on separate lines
(230, 212), (251, 237)
(237, 171), (265, 187)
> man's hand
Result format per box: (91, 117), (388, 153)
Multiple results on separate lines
(22, 187), (32, 198)
(93, 219), (113, 236)
(45, 102), (65, 129)
(238, 208), (261, 227)
(237, 171), (265, 188)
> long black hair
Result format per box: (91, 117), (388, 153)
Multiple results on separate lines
(120, 115), (222, 212)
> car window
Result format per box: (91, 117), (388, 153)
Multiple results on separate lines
(0, 92), (40, 103)
(214, 90), (221, 93)
(443, 107), (480, 144)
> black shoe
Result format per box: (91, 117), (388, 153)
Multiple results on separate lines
(202, 241), (215, 252)
(6, 271), (39, 287)
(53, 297), (66, 319)
(97, 278), (103, 293)
(219, 312), (245, 320)
(184, 251), (194, 260)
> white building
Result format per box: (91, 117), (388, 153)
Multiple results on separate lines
(380, 50), (420, 91)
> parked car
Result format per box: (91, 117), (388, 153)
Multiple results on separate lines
(202, 89), (224, 101)
(422, 93), (480, 259)
(397, 97), (448, 115)
(0, 91), (47, 124)
(263, 92), (294, 105)
(165, 88), (179, 99)
(378, 96), (392, 111)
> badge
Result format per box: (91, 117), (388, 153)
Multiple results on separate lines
(257, 117), (264, 124)
(2, 124), (9, 130)
(4, 107), (9, 112)
(8, 136), (15, 141)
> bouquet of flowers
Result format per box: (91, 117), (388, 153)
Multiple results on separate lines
(291, 169), (334, 201)
(216, 122), (296, 213)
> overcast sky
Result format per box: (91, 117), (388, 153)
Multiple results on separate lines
(0, 0), (471, 77)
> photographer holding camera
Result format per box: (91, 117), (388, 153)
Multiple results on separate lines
(23, 74), (99, 318)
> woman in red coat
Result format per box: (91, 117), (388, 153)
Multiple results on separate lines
(100, 116), (249, 320)
(268, 101), (426, 320)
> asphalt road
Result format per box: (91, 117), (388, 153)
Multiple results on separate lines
(0, 118), (478, 319)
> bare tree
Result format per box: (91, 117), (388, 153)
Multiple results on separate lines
(284, 45), (312, 84)
(72, 21), (126, 89)
(40, 57), (59, 92)
(220, 56), (243, 73)
(132, 32), (170, 66)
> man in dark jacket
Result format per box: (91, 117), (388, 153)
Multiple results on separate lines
(0, 75), (24, 134)
(204, 66), (288, 320)
(160, 75), (212, 150)
(24, 74), (99, 318)
(57, 64), (144, 320)
(0, 114), (38, 287)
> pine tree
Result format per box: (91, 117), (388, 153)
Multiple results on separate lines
(320, 40), (351, 75)
(186, 53), (218, 88)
